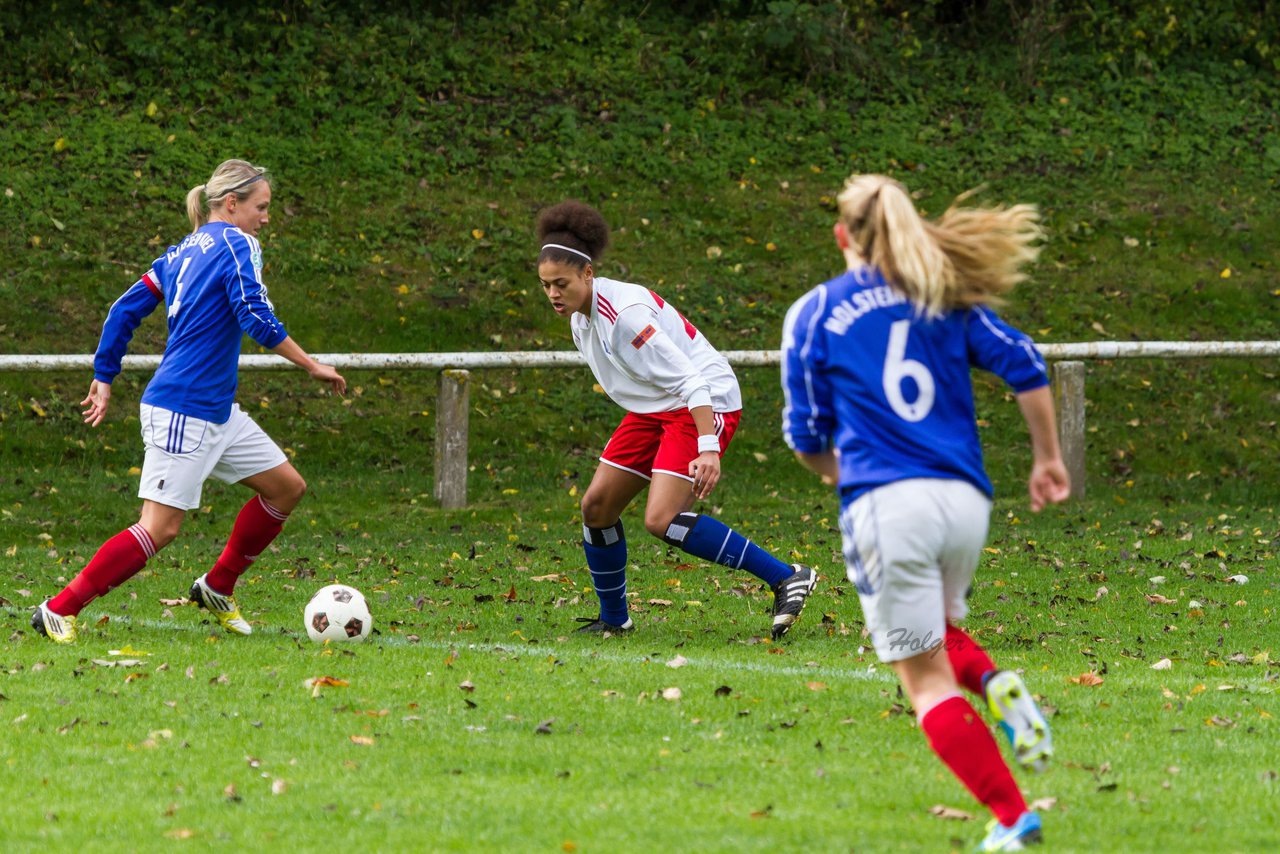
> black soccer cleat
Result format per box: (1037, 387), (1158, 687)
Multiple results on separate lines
(574, 616), (635, 634)
(770, 564), (817, 640)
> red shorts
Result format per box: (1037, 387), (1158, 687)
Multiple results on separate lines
(600, 409), (742, 481)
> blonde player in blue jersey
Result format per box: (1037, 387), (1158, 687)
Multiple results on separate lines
(782, 174), (1070, 851)
(537, 200), (816, 638)
(32, 159), (346, 644)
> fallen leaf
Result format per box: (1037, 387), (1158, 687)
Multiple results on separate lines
(159, 598), (188, 607)
(459, 680), (476, 693)
(1145, 593), (1177, 605)
(535, 719), (555, 734)
(1028, 796), (1058, 811)
(806, 682), (828, 692)
(1151, 658), (1172, 670)
(108, 645), (151, 657)
(223, 783), (241, 802)
(666, 655), (689, 669)
(662, 687), (682, 701)
(92, 659), (143, 668)
(305, 676), (350, 688)
(928, 804), (976, 821)
(349, 735), (375, 746)
(165, 829), (195, 840)
(1070, 672), (1104, 686)
(271, 778), (287, 795)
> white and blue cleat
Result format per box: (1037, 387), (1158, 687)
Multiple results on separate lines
(977, 811), (1042, 851)
(985, 670), (1053, 773)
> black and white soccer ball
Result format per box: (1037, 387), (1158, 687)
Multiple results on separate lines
(303, 584), (372, 642)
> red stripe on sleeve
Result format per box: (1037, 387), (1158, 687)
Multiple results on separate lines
(141, 270), (162, 300)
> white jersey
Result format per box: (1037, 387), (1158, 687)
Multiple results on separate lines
(570, 277), (742, 414)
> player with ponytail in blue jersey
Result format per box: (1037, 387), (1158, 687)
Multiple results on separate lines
(782, 174), (1070, 851)
(33, 159), (346, 644)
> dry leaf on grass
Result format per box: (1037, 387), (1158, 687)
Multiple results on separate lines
(929, 804), (975, 821)
(349, 735), (375, 746)
(1070, 672), (1104, 686)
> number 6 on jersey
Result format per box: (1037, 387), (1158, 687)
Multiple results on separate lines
(883, 319), (935, 422)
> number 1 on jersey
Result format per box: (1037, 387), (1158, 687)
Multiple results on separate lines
(883, 320), (936, 422)
(168, 257), (192, 319)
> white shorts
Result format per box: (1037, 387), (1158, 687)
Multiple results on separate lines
(839, 478), (992, 663)
(137, 403), (288, 511)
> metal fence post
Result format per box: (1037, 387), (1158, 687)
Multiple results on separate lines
(434, 369), (470, 509)
(1052, 360), (1086, 499)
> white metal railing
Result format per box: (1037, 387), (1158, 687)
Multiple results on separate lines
(3, 342), (1278, 507)
(4, 341), (1280, 373)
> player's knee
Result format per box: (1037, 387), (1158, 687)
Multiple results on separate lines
(579, 490), (612, 528)
(147, 519), (182, 549)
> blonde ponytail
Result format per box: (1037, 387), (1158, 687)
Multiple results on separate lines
(837, 174), (1043, 317)
(186, 183), (208, 230)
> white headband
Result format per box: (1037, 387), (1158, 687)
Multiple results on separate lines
(541, 243), (592, 262)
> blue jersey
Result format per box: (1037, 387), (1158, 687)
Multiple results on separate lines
(781, 266), (1048, 503)
(93, 222), (289, 423)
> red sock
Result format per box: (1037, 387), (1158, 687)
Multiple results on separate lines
(946, 623), (996, 696)
(49, 524), (156, 616)
(205, 496), (288, 595)
(918, 693), (1027, 827)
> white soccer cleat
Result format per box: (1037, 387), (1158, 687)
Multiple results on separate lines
(32, 600), (78, 644)
(986, 670), (1053, 773)
(189, 574), (253, 636)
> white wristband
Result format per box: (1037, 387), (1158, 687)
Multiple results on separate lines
(697, 434), (721, 455)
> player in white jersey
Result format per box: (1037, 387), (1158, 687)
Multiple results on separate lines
(32, 160), (345, 644)
(536, 200), (816, 638)
(782, 175), (1070, 852)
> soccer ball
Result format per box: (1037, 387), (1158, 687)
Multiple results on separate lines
(303, 584), (372, 642)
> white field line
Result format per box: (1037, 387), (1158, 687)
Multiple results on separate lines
(5, 607), (891, 682)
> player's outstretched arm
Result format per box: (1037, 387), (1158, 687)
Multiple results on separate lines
(270, 336), (347, 396)
(81, 379), (112, 427)
(1015, 385), (1070, 511)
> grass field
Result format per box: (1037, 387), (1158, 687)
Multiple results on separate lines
(3, 436), (1278, 852)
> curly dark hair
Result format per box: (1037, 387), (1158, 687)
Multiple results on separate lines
(536, 200), (610, 268)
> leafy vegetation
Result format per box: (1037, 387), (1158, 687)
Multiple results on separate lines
(1, 2), (1278, 850)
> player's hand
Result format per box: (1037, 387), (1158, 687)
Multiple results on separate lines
(1028, 457), (1070, 511)
(310, 362), (347, 396)
(689, 451), (722, 500)
(81, 379), (112, 426)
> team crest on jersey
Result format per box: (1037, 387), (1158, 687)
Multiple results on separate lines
(631, 324), (657, 349)
(250, 242), (263, 276)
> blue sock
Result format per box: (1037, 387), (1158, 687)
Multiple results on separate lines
(583, 520), (629, 625)
(662, 512), (792, 587)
